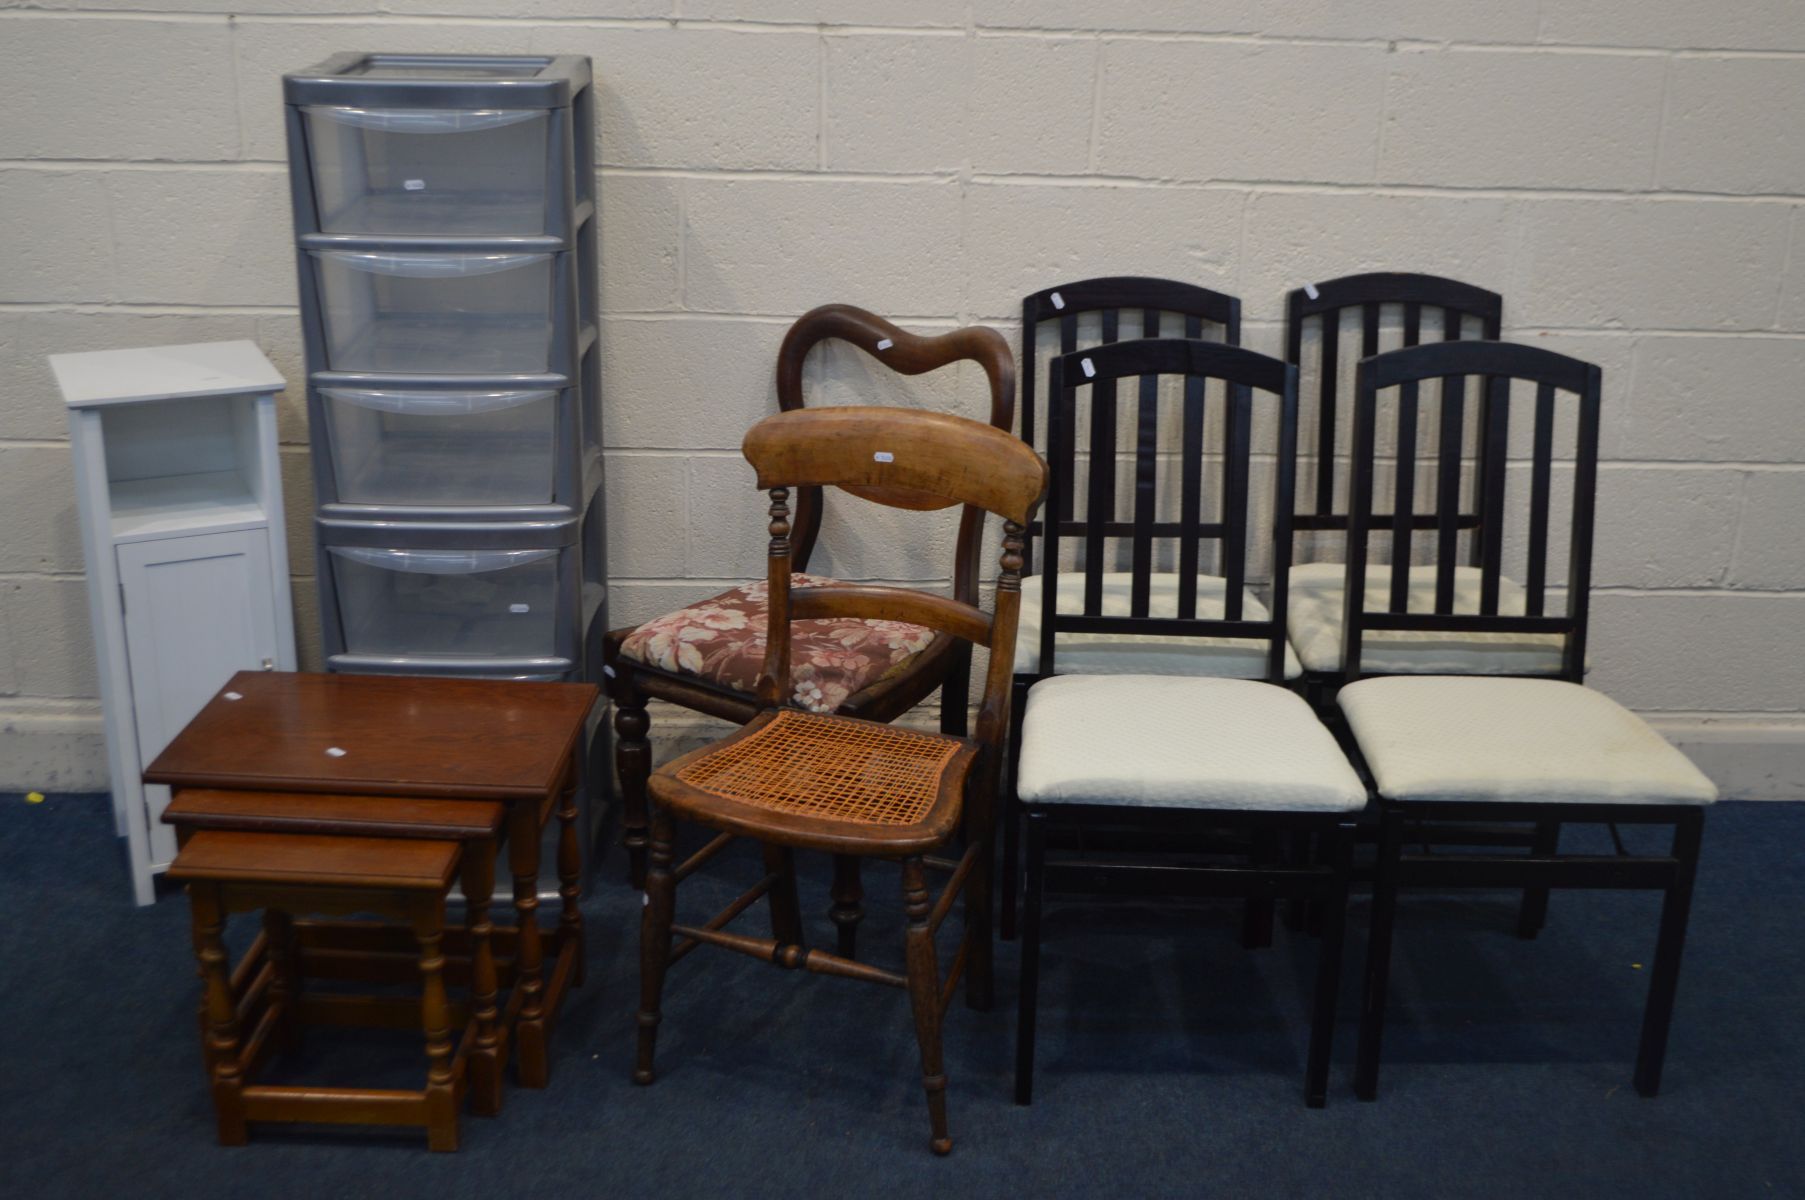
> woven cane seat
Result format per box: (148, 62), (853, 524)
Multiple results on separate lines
(652, 708), (976, 852)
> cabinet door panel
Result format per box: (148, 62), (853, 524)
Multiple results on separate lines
(117, 528), (279, 862)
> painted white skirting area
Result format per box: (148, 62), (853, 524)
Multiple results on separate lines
(0, 699), (109, 792)
(7, 698), (1803, 803)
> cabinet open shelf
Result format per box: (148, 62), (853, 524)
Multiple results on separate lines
(109, 470), (267, 543)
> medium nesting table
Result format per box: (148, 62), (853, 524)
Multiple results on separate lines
(146, 671), (600, 1091)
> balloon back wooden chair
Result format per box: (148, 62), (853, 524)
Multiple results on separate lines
(1002, 276), (1242, 938)
(605, 305), (1013, 962)
(1333, 340), (1717, 1100)
(1010, 338), (1366, 1110)
(635, 405), (1047, 1155)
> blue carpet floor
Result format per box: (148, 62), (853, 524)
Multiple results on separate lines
(1, 792), (1801, 1198)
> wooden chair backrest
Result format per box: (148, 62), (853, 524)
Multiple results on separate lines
(1040, 338), (1300, 684)
(742, 406), (1048, 753)
(1343, 339), (1602, 684)
(1019, 277), (1241, 576)
(1284, 272), (1503, 554)
(774, 303), (1015, 606)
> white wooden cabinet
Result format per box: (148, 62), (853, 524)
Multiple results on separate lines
(51, 341), (296, 904)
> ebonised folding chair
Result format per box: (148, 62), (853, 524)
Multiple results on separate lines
(1332, 340), (1717, 1099)
(635, 405), (1047, 1155)
(605, 304), (1013, 962)
(1283, 272), (1507, 701)
(1283, 273), (1558, 938)
(1010, 338), (1366, 1110)
(1002, 276), (1242, 940)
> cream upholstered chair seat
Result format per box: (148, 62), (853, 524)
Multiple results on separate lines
(1018, 675), (1365, 812)
(1339, 676), (1718, 806)
(1287, 562), (1565, 676)
(1016, 572), (1302, 679)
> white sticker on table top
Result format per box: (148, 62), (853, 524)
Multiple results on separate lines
(1080, 357), (1096, 378)
(1303, 282), (1320, 301)
(1051, 291), (1065, 311)
(874, 451), (894, 463)
(404, 179), (426, 191)
(325, 747), (348, 758)
(875, 338), (893, 351)
(222, 691), (243, 701)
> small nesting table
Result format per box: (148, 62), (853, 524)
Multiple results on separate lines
(146, 671), (600, 1090)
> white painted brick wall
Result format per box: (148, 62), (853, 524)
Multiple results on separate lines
(2, 2), (1802, 794)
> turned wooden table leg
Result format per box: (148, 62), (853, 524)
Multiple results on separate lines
(415, 895), (459, 1153)
(262, 908), (302, 1056)
(190, 883), (247, 1146)
(462, 837), (503, 1117)
(557, 760), (585, 988)
(509, 797), (549, 1088)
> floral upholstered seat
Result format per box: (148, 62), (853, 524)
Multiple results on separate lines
(618, 573), (937, 713)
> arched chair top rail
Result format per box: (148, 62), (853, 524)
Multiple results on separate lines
(742, 406), (1049, 528)
(774, 302), (1015, 432)
(1050, 337), (1294, 395)
(1286, 272), (1503, 326)
(1022, 276), (1241, 329)
(1359, 339), (1599, 397)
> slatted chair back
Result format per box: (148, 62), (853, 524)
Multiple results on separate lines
(1020, 278), (1240, 577)
(742, 407), (1049, 753)
(1342, 340), (1602, 685)
(1285, 273), (1502, 558)
(1039, 338), (1299, 685)
(774, 304), (1015, 609)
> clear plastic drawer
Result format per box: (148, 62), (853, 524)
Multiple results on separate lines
(302, 106), (553, 236)
(310, 250), (557, 374)
(328, 545), (561, 659)
(320, 386), (559, 506)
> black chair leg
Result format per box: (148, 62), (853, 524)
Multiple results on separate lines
(1000, 675), (1031, 942)
(1634, 808), (1705, 1097)
(1304, 821), (1355, 1108)
(1355, 806), (1405, 1101)
(1013, 810), (1047, 1106)
(1516, 820), (1560, 939)
(1242, 828), (1279, 949)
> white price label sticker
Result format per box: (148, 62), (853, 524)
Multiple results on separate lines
(325, 747), (347, 758)
(223, 691), (243, 701)
(1303, 282), (1320, 300)
(874, 451), (894, 463)
(1051, 291), (1065, 310)
(875, 338), (893, 351)
(404, 179), (425, 192)
(1080, 357), (1096, 378)
(509, 603), (531, 614)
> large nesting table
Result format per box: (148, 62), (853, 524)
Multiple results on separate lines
(146, 670), (600, 1087)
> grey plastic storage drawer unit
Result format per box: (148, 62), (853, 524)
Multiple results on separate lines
(285, 54), (594, 242)
(318, 520), (597, 675)
(320, 383), (559, 505)
(312, 337), (599, 518)
(307, 250), (571, 375)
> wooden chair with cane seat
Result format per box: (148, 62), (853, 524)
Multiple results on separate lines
(633, 405), (1047, 1155)
(1333, 340), (1718, 1099)
(604, 304), (1014, 964)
